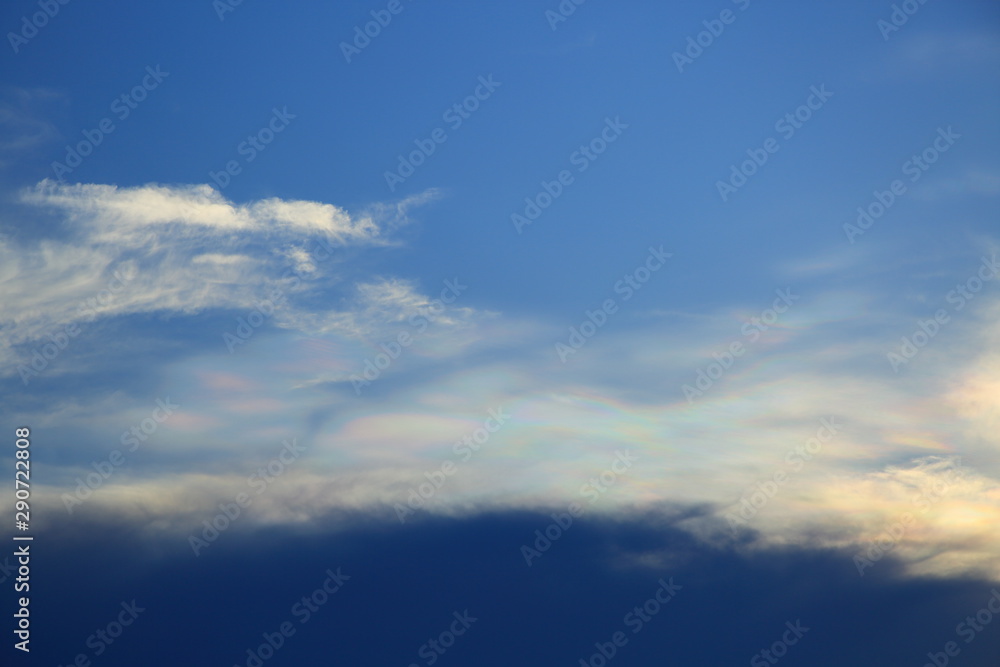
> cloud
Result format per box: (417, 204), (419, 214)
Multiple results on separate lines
(879, 30), (1000, 80)
(912, 169), (1000, 201)
(359, 187), (444, 234)
(13, 509), (1000, 666)
(19, 283), (1000, 581)
(895, 31), (1000, 68)
(282, 276), (492, 341)
(0, 181), (448, 373)
(0, 87), (64, 167)
(5, 181), (998, 583)
(21, 180), (381, 241)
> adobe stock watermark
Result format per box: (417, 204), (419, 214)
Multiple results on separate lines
(223, 272), (298, 353)
(209, 106), (295, 189)
(394, 407), (511, 523)
(7, 0), (72, 54)
(18, 264), (137, 384)
(50, 66), (169, 181)
(223, 233), (348, 353)
(385, 75), (502, 192)
(407, 611), (478, 667)
(672, 0), (752, 73)
(545, 0), (589, 30)
(716, 84), (833, 202)
(556, 245), (672, 363)
(0, 557), (14, 585)
(213, 0), (247, 21)
(843, 126), (960, 243)
(340, 0), (416, 63)
(189, 438), (306, 556)
(511, 116), (628, 234)
(350, 278), (467, 395)
(877, 0), (933, 41)
(55, 600), (145, 667)
(521, 450), (637, 566)
(724, 417), (841, 535)
(921, 588), (1000, 667)
(16, 322), (81, 385)
(232, 568), (350, 667)
(577, 578), (682, 667)
(887, 254), (997, 373)
(853, 458), (965, 576)
(682, 288), (799, 403)
(750, 620), (810, 666)
(77, 264), (139, 321)
(61, 398), (179, 514)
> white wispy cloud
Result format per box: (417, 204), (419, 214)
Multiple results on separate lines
(877, 30), (1000, 80)
(22, 180), (381, 240)
(0, 180), (454, 372)
(912, 169), (1000, 201)
(19, 280), (1000, 581)
(6, 180), (999, 581)
(0, 87), (64, 167)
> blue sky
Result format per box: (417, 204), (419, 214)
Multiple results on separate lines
(2, 1), (1000, 665)
(6, 0), (996, 319)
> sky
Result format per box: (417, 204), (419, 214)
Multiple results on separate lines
(1, 0), (1000, 665)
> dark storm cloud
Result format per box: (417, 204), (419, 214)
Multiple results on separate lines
(6, 509), (999, 666)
